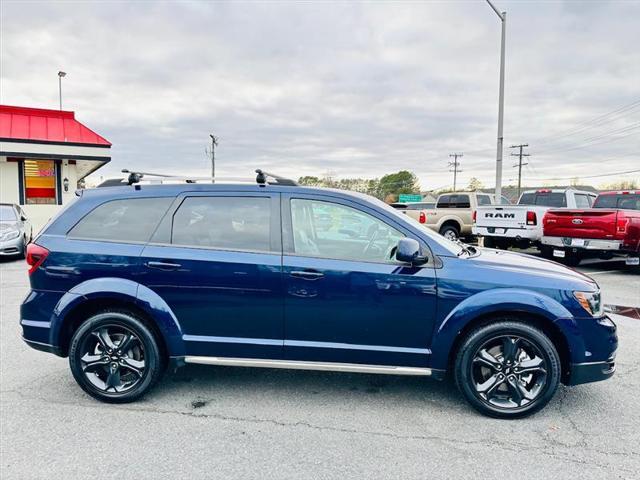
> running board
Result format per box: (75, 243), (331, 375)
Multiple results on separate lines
(183, 356), (432, 376)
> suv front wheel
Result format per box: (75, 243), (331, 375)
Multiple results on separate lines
(454, 320), (561, 418)
(69, 310), (164, 403)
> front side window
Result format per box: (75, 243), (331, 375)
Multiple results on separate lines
(172, 196), (272, 252)
(23, 159), (57, 205)
(451, 195), (471, 208)
(290, 199), (404, 262)
(69, 197), (173, 242)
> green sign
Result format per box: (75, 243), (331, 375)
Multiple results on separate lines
(398, 194), (422, 202)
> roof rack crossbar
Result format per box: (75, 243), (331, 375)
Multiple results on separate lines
(255, 169), (298, 186)
(119, 169), (298, 187)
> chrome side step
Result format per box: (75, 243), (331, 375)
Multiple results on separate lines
(183, 356), (432, 376)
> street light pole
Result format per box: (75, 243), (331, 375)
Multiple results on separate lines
(485, 0), (506, 201)
(57, 71), (67, 110)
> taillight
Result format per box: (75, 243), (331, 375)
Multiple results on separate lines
(472, 210), (477, 223)
(419, 211), (426, 224)
(617, 214), (629, 234)
(526, 211), (537, 226)
(26, 243), (49, 275)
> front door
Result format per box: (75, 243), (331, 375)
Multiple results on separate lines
(282, 194), (438, 367)
(139, 192), (283, 359)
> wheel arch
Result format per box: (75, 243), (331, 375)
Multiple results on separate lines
(430, 288), (578, 383)
(444, 310), (572, 384)
(51, 278), (184, 358)
(438, 218), (462, 234)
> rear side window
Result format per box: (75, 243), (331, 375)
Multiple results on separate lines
(450, 195), (471, 208)
(575, 194), (592, 208)
(519, 192), (567, 207)
(171, 196), (272, 252)
(594, 194), (640, 210)
(437, 195), (451, 208)
(68, 198), (173, 242)
(477, 195), (492, 206)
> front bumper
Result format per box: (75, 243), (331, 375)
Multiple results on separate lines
(0, 235), (24, 256)
(567, 358), (616, 385)
(564, 315), (617, 385)
(541, 236), (622, 251)
(473, 226), (539, 240)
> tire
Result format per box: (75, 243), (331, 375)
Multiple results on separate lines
(482, 236), (495, 248)
(69, 310), (164, 403)
(440, 225), (460, 242)
(18, 238), (26, 260)
(562, 252), (582, 267)
(454, 320), (561, 419)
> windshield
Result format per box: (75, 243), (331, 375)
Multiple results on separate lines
(370, 197), (464, 255)
(0, 205), (17, 222)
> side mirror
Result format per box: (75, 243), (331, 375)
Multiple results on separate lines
(395, 238), (428, 265)
(21, 215), (27, 221)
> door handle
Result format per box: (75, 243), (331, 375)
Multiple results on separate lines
(146, 261), (182, 271)
(290, 270), (324, 280)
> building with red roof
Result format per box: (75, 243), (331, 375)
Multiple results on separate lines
(0, 105), (111, 231)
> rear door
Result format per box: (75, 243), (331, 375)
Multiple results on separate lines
(139, 192), (284, 359)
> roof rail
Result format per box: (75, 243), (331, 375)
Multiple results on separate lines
(116, 169), (298, 187)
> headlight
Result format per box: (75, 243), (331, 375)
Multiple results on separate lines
(574, 290), (603, 317)
(1, 230), (20, 241)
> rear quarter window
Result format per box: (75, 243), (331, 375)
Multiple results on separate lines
(68, 197), (173, 242)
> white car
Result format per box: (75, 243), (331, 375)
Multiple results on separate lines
(473, 189), (597, 250)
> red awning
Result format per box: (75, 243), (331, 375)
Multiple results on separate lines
(0, 105), (111, 146)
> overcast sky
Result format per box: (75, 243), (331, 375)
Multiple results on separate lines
(1, 0), (638, 190)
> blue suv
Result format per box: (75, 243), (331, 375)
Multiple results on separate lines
(21, 173), (617, 418)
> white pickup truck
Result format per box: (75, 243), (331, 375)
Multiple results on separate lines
(472, 188), (597, 249)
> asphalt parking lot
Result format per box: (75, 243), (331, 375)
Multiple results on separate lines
(1, 255), (639, 479)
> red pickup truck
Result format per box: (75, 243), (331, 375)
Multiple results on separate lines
(541, 190), (640, 266)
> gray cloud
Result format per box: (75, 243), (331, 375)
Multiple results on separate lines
(1, 0), (638, 189)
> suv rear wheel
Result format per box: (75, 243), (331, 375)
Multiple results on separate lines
(69, 310), (164, 403)
(454, 320), (561, 418)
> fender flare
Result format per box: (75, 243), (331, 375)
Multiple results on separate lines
(436, 216), (462, 233)
(429, 288), (580, 370)
(51, 278), (185, 356)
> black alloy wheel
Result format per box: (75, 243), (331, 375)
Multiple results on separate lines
(455, 321), (561, 418)
(69, 310), (164, 403)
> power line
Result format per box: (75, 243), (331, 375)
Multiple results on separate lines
(448, 153), (463, 191)
(528, 98), (640, 145)
(518, 168), (640, 182)
(510, 143), (530, 198)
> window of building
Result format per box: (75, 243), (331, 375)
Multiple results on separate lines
(171, 196), (272, 252)
(69, 197), (173, 242)
(23, 159), (58, 205)
(290, 199), (404, 263)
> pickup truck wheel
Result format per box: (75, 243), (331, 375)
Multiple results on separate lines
(69, 310), (164, 403)
(482, 237), (495, 248)
(440, 225), (460, 242)
(562, 252), (583, 267)
(454, 320), (561, 419)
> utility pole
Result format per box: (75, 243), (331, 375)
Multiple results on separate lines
(57, 71), (67, 110)
(209, 134), (218, 181)
(485, 0), (506, 201)
(510, 143), (530, 198)
(449, 153), (463, 191)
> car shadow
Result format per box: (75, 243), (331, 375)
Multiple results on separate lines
(156, 363), (466, 411)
